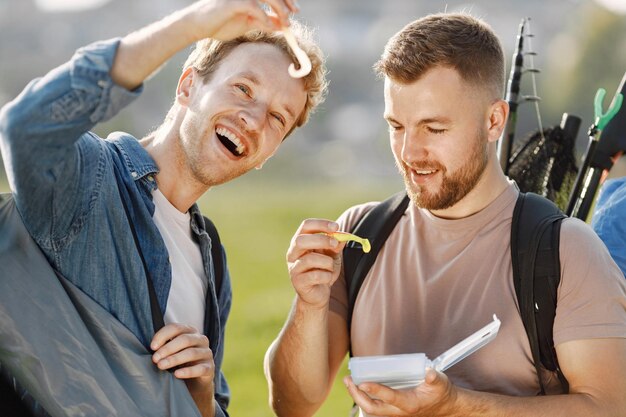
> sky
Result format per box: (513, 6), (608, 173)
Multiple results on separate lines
(34, 0), (626, 14)
(35, 0), (112, 12)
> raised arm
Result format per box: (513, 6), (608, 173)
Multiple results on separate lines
(264, 219), (350, 417)
(110, 0), (295, 90)
(0, 0), (295, 242)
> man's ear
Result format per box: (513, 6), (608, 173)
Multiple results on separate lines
(486, 99), (509, 143)
(176, 67), (195, 106)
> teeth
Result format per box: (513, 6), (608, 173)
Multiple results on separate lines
(216, 127), (246, 155)
(415, 170), (436, 175)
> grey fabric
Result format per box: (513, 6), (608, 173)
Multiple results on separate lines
(0, 193), (201, 417)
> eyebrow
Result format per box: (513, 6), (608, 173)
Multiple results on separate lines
(384, 115), (451, 126)
(240, 72), (297, 123)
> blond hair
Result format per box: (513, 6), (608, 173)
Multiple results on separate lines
(184, 21), (328, 136)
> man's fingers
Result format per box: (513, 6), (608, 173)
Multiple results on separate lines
(174, 362), (215, 379)
(261, 0), (293, 26)
(344, 377), (397, 416)
(294, 219), (339, 236)
(156, 346), (213, 371)
(291, 268), (336, 288)
(287, 219), (342, 261)
(358, 382), (399, 403)
(289, 251), (336, 274)
(424, 367), (446, 387)
(241, 6), (277, 31)
(287, 233), (342, 263)
(151, 325), (209, 364)
(151, 323), (199, 351)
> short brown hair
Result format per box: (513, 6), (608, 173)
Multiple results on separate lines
(374, 13), (505, 99)
(184, 21), (328, 136)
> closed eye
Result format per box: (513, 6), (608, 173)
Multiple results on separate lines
(427, 126), (446, 134)
(271, 112), (286, 127)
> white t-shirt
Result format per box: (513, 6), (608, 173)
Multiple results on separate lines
(152, 189), (206, 333)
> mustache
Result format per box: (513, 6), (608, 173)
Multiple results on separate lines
(403, 160), (445, 172)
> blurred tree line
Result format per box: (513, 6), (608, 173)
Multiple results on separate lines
(1, 0), (625, 190)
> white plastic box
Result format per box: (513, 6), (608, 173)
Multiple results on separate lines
(349, 315), (501, 390)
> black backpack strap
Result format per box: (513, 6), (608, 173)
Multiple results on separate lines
(203, 216), (224, 296)
(511, 192), (568, 394)
(115, 185), (165, 335)
(344, 191), (410, 347)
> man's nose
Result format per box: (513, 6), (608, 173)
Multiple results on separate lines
(401, 129), (430, 162)
(238, 103), (265, 133)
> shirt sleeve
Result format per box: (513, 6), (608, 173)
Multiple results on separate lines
(0, 38), (142, 244)
(553, 217), (626, 345)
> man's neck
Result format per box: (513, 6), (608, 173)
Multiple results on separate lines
(140, 127), (209, 213)
(429, 160), (510, 220)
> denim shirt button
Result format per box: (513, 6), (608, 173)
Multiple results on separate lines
(97, 79), (107, 88)
(131, 172), (138, 178)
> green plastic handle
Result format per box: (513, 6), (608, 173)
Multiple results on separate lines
(594, 87), (624, 131)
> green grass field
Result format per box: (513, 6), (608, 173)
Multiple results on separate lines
(197, 178), (400, 416)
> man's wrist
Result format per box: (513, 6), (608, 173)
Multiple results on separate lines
(294, 296), (330, 316)
(442, 387), (488, 417)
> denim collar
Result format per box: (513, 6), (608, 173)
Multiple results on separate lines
(108, 132), (159, 185)
(107, 132), (206, 228)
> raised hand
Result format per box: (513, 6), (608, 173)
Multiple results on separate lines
(286, 219), (346, 309)
(182, 0), (299, 42)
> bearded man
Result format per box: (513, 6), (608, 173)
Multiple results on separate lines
(264, 12), (626, 417)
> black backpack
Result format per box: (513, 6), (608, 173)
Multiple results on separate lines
(342, 191), (569, 394)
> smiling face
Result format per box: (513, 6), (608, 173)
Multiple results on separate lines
(176, 42), (307, 187)
(385, 66), (496, 211)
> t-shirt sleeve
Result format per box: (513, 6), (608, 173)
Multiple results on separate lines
(329, 202), (379, 321)
(553, 217), (626, 346)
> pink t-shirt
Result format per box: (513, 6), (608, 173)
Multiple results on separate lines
(330, 183), (626, 395)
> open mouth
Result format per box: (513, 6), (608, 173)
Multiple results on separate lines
(413, 169), (437, 176)
(216, 127), (246, 157)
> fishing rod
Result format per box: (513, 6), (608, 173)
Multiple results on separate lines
(566, 71), (625, 220)
(498, 18), (541, 174)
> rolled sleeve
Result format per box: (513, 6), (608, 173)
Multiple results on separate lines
(68, 38), (143, 123)
(0, 37), (143, 246)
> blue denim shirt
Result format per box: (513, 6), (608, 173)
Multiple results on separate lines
(592, 177), (626, 277)
(0, 38), (231, 415)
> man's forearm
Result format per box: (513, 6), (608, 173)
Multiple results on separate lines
(110, 6), (198, 91)
(451, 387), (624, 417)
(266, 299), (334, 417)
